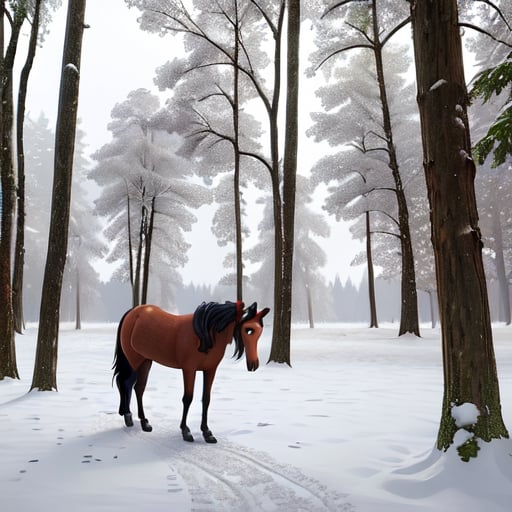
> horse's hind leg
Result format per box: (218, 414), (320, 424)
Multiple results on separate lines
(180, 370), (196, 442)
(116, 371), (137, 427)
(135, 360), (153, 432)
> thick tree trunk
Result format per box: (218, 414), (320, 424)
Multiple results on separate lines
(410, 0), (508, 455)
(0, 3), (25, 380)
(31, 0), (87, 391)
(366, 211), (378, 328)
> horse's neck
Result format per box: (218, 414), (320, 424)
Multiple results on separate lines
(217, 322), (235, 346)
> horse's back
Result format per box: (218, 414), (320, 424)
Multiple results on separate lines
(121, 305), (196, 369)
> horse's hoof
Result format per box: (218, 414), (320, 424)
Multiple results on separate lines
(124, 413), (134, 427)
(182, 427), (194, 442)
(141, 419), (152, 432)
(203, 430), (217, 444)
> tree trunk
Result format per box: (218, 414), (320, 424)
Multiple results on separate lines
(306, 284), (314, 329)
(410, 0), (508, 456)
(125, 185), (137, 308)
(141, 196), (155, 305)
(232, 3), (243, 303)
(0, 3), (25, 380)
(268, 0), (298, 365)
(13, 0), (42, 334)
(133, 198), (145, 308)
(31, 0), (87, 391)
(366, 211), (378, 328)
(268, 1), (286, 363)
(371, 0), (419, 336)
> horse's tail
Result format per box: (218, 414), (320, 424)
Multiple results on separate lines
(112, 309), (133, 386)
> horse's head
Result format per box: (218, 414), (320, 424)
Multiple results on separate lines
(235, 302), (270, 372)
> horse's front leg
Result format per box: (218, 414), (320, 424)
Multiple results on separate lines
(180, 369), (196, 442)
(201, 369), (218, 443)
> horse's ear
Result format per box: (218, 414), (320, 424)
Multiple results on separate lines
(259, 307), (270, 319)
(256, 307), (270, 324)
(242, 302), (257, 322)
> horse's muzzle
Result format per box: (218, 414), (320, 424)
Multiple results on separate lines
(246, 359), (259, 372)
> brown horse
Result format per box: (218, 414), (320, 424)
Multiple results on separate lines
(113, 301), (270, 443)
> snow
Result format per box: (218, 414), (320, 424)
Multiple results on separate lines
(64, 63), (79, 74)
(2, 323), (512, 511)
(429, 79), (448, 91)
(451, 403), (479, 428)
(454, 116), (466, 130)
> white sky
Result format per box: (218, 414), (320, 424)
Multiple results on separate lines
(23, 0), (365, 287)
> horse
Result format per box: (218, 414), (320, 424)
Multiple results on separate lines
(113, 300), (270, 443)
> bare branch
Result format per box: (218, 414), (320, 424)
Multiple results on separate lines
(474, 0), (512, 32)
(459, 22), (512, 49)
(316, 43), (373, 70)
(381, 16), (411, 47)
(322, 0), (367, 20)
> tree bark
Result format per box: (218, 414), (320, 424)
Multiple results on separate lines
(266, 1), (287, 362)
(232, 3), (243, 303)
(366, 211), (378, 328)
(133, 196), (145, 308)
(31, 0), (87, 391)
(410, 0), (508, 455)
(268, 0), (299, 364)
(141, 196), (155, 305)
(0, 2), (25, 380)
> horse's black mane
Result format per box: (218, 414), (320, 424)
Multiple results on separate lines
(193, 301), (240, 355)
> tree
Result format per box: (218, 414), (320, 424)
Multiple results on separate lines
(247, 177), (331, 325)
(309, 40), (424, 330)
(91, 89), (207, 309)
(128, 0), (265, 303)
(22, 114), (56, 321)
(291, 176), (330, 327)
(312, 0), (420, 336)
(31, 0), (87, 391)
(270, 0), (300, 363)
(475, 163), (512, 325)
(128, 0), (301, 364)
(409, 0), (508, 457)
(154, 57), (263, 296)
(467, 1), (512, 167)
(0, 0), (27, 380)
(12, 0), (43, 333)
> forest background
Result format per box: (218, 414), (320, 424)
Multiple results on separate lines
(0, 0), (510, 462)
(8, 0), (510, 330)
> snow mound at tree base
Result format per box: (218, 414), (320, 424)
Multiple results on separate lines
(384, 438), (512, 512)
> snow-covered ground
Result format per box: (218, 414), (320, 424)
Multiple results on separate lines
(1, 322), (511, 511)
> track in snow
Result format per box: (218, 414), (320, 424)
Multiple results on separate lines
(133, 428), (354, 512)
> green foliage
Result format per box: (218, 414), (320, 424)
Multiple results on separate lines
(456, 436), (480, 462)
(471, 54), (512, 167)
(473, 108), (512, 166)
